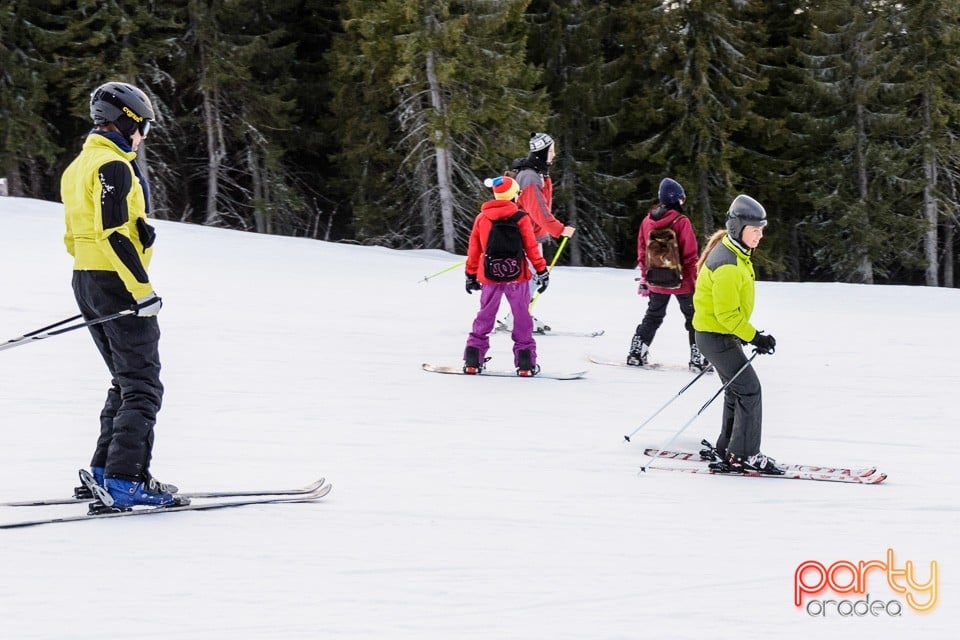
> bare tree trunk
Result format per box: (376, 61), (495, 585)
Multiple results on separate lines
(560, 152), (581, 265)
(418, 160), (435, 248)
(4, 158), (22, 196)
(248, 145), (267, 233)
(922, 90), (939, 286)
(945, 176), (957, 288)
(922, 160), (939, 286)
(425, 48), (456, 252)
(201, 76), (226, 226)
(854, 102), (874, 284)
(697, 170), (713, 239)
(944, 214), (955, 288)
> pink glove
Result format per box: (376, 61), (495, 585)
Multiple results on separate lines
(635, 277), (649, 297)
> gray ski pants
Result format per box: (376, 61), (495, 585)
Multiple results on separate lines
(694, 331), (762, 458)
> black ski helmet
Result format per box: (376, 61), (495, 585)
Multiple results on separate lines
(90, 81), (155, 138)
(725, 194), (767, 241)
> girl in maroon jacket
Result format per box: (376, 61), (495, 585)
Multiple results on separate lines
(463, 176), (548, 376)
(628, 177), (707, 371)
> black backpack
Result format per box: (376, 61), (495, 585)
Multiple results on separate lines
(644, 216), (685, 289)
(484, 211), (527, 282)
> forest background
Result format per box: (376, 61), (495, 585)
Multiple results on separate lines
(2, 0), (959, 287)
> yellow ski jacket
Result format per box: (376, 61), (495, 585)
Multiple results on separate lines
(61, 133), (155, 300)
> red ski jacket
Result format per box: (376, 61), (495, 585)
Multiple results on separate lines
(465, 199), (547, 284)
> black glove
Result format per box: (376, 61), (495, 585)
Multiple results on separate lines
(535, 270), (550, 294)
(465, 274), (482, 294)
(750, 331), (776, 355)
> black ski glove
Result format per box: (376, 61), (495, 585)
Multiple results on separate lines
(750, 331), (776, 355)
(535, 270), (550, 294)
(465, 273), (482, 294)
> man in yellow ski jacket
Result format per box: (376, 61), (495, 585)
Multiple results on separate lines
(60, 81), (184, 509)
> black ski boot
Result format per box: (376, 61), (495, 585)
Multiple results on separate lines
(725, 451), (784, 475)
(463, 347), (483, 374)
(689, 344), (709, 372)
(516, 349), (540, 377)
(626, 334), (649, 367)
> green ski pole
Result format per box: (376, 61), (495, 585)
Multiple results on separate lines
(529, 235), (569, 310)
(419, 259), (466, 283)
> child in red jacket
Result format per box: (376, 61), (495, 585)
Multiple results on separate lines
(628, 177), (707, 371)
(464, 176), (549, 376)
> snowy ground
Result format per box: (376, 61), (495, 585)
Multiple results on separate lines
(0, 196), (956, 639)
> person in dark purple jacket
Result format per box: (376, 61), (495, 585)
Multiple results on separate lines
(627, 177), (707, 371)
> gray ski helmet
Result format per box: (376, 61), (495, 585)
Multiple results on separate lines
(725, 194), (767, 240)
(90, 81), (155, 135)
(658, 178), (685, 205)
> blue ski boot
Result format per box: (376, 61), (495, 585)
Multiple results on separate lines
(105, 478), (189, 508)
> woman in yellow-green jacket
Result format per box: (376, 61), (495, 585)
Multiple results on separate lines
(61, 81), (183, 509)
(692, 194), (779, 475)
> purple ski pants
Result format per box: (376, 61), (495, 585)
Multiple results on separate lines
(465, 281), (537, 367)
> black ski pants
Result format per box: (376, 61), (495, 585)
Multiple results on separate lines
(694, 331), (762, 459)
(72, 271), (163, 481)
(635, 292), (695, 346)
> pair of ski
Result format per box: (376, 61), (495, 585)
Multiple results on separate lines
(493, 321), (604, 339)
(587, 355), (710, 373)
(0, 475), (331, 529)
(641, 445), (886, 484)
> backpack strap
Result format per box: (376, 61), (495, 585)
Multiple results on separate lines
(665, 214), (685, 229)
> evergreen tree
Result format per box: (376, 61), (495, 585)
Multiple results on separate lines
(735, 0), (816, 280)
(173, 0), (300, 232)
(328, 0), (545, 252)
(794, 0), (918, 284)
(619, 0), (767, 247)
(272, 0), (344, 240)
(0, 1), (74, 198)
(897, 0), (960, 286)
(524, 0), (635, 266)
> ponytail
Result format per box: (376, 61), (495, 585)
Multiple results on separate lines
(697, 229), (728, 273)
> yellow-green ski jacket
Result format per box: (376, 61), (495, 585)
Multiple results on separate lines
(61, 133), (155, 300)
(692, 234), (759, 343)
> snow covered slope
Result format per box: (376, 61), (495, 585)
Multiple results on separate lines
(0, 196), (956, 638)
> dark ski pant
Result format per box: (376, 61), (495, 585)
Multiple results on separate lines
(694, 331), (762, 459)
(73, 271), (163, 481)
(635, 292), (695, 346)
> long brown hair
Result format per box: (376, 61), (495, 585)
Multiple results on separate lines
(697, 229), (728, 273)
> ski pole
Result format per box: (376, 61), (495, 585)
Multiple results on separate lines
(639, 351), (759, 472)
(419, 260), (466, 283)
(623, 362), (716, 442)
(529, 235), (569, 310)
(19, 314), (83, 338)
(0, 309), (135, 353)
